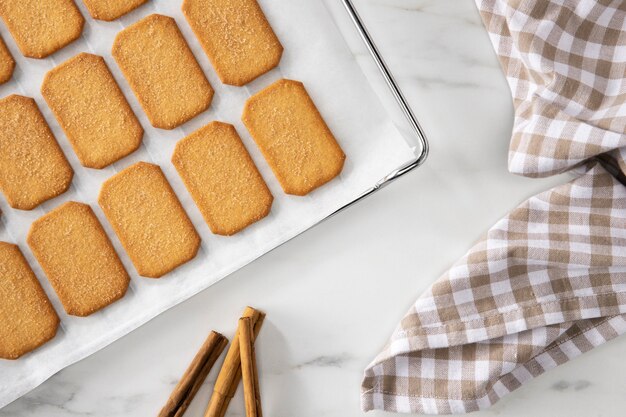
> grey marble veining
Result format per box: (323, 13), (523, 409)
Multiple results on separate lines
(2, 1), (626, 416)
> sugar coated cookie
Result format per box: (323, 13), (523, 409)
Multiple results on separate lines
(42, 53), (143, 169)
(27, 202), (130, 317)
(0, 242), (59, 360)
(242, 79), (345, 196)
(82, 0), (148, 21)
(112, 14), (214, 129)
(0, 95), (73, 210)
(182, 0), (283, 86)
(98, 162), (201, 278)
(172, 122), (273, 236)
(0, 36), (14, 84)
(0, 0), (84, 59)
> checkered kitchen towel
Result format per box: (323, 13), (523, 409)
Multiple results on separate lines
(362, 0), (626, 414)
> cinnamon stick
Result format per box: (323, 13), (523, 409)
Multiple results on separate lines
(204, 307), (265, 417)
(250, 343), (263, 417)
(159, 331), (228, 417)
(172, 344), (225, 417)
(239, 317), (262, 417)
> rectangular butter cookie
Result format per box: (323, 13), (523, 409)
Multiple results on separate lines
(82, 0), (148, 21)
(0, 95), (73, 210)
(42, 53), (143, 169)
(112, 14), (213, 129)
(98, 162), (201, 278)
(0, 0), (84, 58)
(172, 122), (273, 236)
(242, 79), (345, 196)
(27, 202), (130, 317)
(0, 242), (59, 360)
(182, 0), (282, 86)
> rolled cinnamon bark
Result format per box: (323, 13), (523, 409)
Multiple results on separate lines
(250, 345), (263, 417)
(159, 331), (228, 417)
(239, 317), (262, 417)
(204, 307), (265, 417)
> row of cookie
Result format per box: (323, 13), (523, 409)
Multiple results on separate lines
(0, 75), (345, 210)
(0, 0), (282, 86)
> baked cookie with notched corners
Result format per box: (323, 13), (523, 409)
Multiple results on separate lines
(172, 122), (273, 236)
(98, 162), (201, 278)
(27, 202), (130, 317)
(0, 242), (59, 360)
(182, 0), (283, 86)
(242, 79), (346, 196)
(0, 95), (74, 210)
(42, 53), (143, 169)
(82, 0), (149, 21)
(112, 14), (214, 130)
(0, 36), (15, 84)
(0, 0), (84, 59)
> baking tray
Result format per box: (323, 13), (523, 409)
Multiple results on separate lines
(0, 0), (428, 408)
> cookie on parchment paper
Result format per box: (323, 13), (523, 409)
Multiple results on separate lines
(112, 14), (213, 130)
(42, 53), (143, 169)
(0, 242), (60, 360)
(98, 162), (201, 278)
(172, 121), (273, 236)
(82, 0), (148, 21)
(182, 0), (283, 86)
(242, 79), (345, 196)
(0, 0), (84, 59)
(0, 95), (73, 210)
(27, 202), (130, 317)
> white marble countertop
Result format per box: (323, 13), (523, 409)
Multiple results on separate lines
(2, 1), (625, 416)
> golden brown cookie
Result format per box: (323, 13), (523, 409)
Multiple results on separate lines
(27, 202), (130, 317)
(112, 14), (214, 130)
(242, 79), (345, 196)
(82, 0), (148, 21)
(0, 36), (15, 84)
(182, 0), (283, 86)
(98, 162), (201, 278)
(42, 53), (144, 169)
(0, 0), (84, 59)
(172, 122), (273, 236)
(0, 95), (74, 210)
(0, 242), (59, 360)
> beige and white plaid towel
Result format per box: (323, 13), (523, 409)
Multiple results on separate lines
(362, 0), (626, 414)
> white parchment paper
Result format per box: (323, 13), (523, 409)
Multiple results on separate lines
(0, 0), (416, 408)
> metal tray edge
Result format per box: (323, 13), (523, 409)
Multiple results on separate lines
(326, 0), (430, 219)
